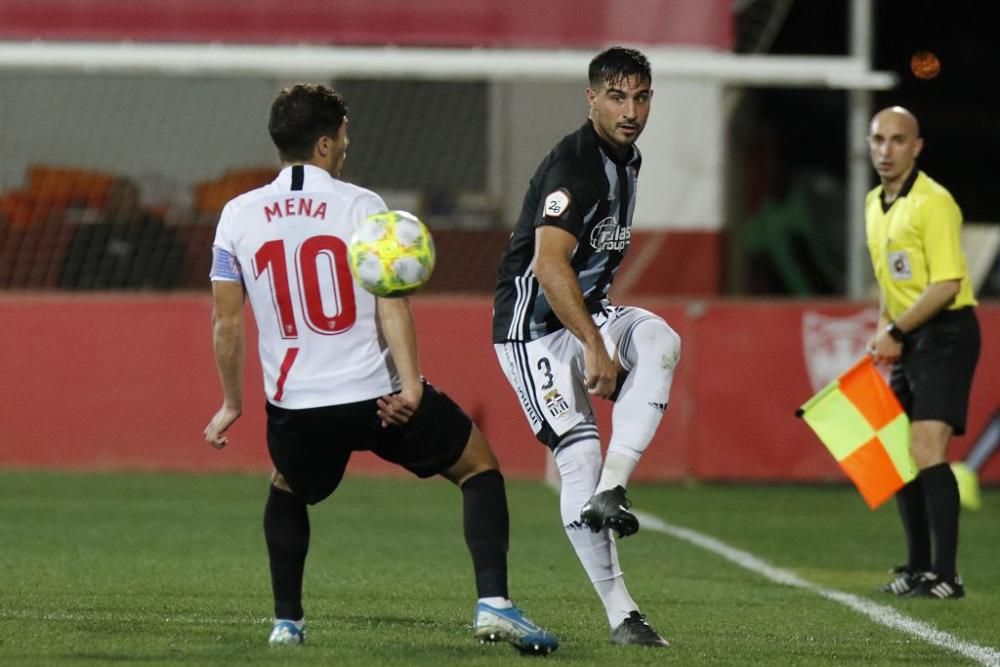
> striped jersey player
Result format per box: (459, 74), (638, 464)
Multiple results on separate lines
(492, 47), (679, 648)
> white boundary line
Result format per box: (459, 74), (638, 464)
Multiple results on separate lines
(635, 510), (1000, 667)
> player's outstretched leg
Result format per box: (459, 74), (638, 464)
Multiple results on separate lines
(446, 427), (559, 655)
(583, 314), (680, 537)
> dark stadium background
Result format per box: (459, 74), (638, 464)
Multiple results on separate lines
(737, 0), (1000, 296)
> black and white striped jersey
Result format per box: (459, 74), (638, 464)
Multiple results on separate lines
(492, 121), (641, 343)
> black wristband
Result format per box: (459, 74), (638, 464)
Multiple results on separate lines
(886, 321), (905, 343)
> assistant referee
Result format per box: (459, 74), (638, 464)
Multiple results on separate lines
(865, 106), (980, 600)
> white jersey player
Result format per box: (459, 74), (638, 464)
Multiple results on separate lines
(210, 163), (396, 408)
(202, 83), (557, 654)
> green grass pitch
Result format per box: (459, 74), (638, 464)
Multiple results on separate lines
(1, 471), (997, 665)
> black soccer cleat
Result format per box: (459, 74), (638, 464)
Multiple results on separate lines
(880, 565), (923, 596)
(905, 572), (965, 600)
(580, 485), (639, 538)
(610, 611), (670, 647)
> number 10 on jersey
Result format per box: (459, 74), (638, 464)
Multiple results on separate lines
(253, 235), (358, 338)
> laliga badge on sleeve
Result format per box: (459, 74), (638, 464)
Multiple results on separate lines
(544, 189), (570, 218)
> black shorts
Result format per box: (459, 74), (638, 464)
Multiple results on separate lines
(890, 307), (980, 435)
(265, 380), (472, 504)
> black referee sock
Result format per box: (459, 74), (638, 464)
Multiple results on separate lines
(264, 484), (310, 620)
(461, 469), (510, 600)
(920, 463), (960, 580)
(896, 477), (932, 572)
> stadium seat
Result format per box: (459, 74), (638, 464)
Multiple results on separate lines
(194, 167), (278, 215)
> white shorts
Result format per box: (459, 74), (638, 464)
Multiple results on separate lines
(494, 306), (665, 447)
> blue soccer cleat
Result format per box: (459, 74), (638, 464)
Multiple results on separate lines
(268, 619), (305, 646)
(473, 602), (559, 655)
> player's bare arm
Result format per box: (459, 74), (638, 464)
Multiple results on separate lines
(375, 295), (424, 426)
(205, 280), (246, 448)
(532, 225), (617, 397)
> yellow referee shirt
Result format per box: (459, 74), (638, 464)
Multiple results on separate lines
(865, 170), (977, 320)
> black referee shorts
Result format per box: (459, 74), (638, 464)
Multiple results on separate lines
(265, 380), (473, 504)
(890, 307), (980, 435)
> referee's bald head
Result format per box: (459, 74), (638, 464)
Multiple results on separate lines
(868, 106), (924, 183)
(870, 106), (920, 139)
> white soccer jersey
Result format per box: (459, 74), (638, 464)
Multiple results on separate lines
(210, 164), (398, 408)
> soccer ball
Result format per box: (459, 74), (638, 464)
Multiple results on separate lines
(348, 210), (436, 297)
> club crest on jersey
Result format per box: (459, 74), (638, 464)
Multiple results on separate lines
(542, 388), (570, 419)
(590, 217), (630, 251)
(888, 251), (912, 280)
(544, 189), (570, 218)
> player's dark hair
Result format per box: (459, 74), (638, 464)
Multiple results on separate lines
(588, 47), (651, 89)
(268, 84), (348, 162)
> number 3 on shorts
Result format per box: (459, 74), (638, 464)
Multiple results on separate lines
(536, 357), (554, 390)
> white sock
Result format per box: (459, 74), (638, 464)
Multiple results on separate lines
(594, 451), (639, 493)
(597, 318), (680, 493)
(555, 432), (637, 628)
(478, 597), (512, 609)
(594, 572), (638, 628)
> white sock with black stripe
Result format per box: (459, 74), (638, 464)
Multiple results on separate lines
(555, 430), (637, 628)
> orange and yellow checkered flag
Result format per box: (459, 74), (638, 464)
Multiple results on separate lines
(797, 356), (916, 510)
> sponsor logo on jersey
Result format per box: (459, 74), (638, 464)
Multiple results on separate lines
(543, 388), (570, 419)
(589, 217), (630, 251)
(543, 189), (570, 218)
(802, 308), (879, 392)
(888, 251), (912, 280)
(648, 401), (668, 413)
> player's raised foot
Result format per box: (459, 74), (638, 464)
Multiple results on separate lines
(880, 565), (923, 596)
(905, 572), (965, 599)
(610, 611), (670, 647)
(268, 619), (305, 646)
(580, 485), (639, 538)
(473, 602), (559, 655)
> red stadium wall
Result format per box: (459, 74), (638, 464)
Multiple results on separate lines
(0, 0), (733, 50)
(1, 295), (998, 483)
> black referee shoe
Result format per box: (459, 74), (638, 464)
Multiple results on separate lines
(880, 565), (923, 596)
(580, 485), (639, 538)
(610, 611), (670, 647)
(905, 572), (965, 599)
